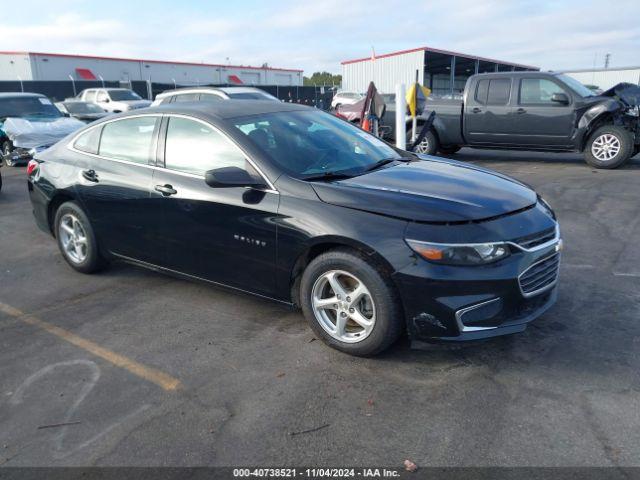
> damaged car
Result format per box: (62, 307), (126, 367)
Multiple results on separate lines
(382, 72), (640, 169)
(28, 101), (562, 356)
(0, 93), (85, 166)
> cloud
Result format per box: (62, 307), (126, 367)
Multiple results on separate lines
(0, 1), (638, 75)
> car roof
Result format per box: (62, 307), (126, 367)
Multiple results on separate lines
(115, 100), (310, 121)
(473, 71), (554, 78)
(216, 87), (272, 94)
(0, 92), (45, 99)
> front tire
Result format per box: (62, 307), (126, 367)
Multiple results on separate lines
(300, 249), (403, 356)
(584, 125), (633, 169)
(54, 201), (104, 273)
(439, 145), (461, 155)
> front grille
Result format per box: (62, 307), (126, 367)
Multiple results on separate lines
(519, 253), (560, 296)
(514, 227), (556, 250)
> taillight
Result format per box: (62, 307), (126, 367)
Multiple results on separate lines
(27, 159), (39, 176)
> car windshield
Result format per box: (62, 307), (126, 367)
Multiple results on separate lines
(0, 96), (62, 118)
(233, 110), (403, 179)
(556, 74), (595, 98)
(227, 92), (277, 100)
(108, 90), (142, 101)
(63, 102), (105, 114)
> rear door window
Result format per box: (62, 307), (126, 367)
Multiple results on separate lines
(164, 117), (247, 176)
(99, 116), (158, 164)
(475, 80), (489, 104)
(96, 90), (109, 102)
(487, 79), (511, 105)
(85, 90), (97, 102)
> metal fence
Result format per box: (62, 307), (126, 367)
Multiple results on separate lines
(0, 80), (335, 111)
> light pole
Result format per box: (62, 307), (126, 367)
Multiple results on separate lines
(68, 74), (76, 96)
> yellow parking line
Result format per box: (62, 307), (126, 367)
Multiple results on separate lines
(0, 302), (181, 391)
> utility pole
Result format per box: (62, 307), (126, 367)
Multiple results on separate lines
(604, 53), (611, 69)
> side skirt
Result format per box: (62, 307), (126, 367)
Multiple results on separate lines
(111, 252), (294, 307)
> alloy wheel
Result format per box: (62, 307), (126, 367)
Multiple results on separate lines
(58, 213), (89, 264)
(311, 270), (376, 343)
(412, 137), (430, 154)
(591, 134), (621, 162)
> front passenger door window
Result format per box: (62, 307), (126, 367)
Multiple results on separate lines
(164, 117), (248, 176)
(519, 79), (567, 105)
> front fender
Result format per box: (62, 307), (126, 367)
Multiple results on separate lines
(576, 99), (622, 148)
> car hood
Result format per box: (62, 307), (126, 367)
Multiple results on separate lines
(310, 158), (537, 223)
(1, 116), (85, 149)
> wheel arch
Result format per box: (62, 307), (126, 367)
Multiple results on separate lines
(47, 192), (77, 236)
(289, 235), (396, 307)
(578, 100), (623, 151)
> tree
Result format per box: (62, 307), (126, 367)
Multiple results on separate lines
(303, 71), (342, 86)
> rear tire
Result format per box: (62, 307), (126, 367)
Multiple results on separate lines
(300, 249), (403, 356)
(54, 201), (105, 274)
(584, 125), (633, 169)
(407, 127), (438, 155)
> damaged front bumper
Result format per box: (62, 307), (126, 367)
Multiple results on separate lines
(394, 224), (562, 346)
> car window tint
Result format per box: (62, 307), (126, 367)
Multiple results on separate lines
(173, 93), (200, 102)
(99, 117), (158, 164)
(200, 93), (223, 102)
(73, 126), (102, 155)
(165, 117), (247, 176)
(475, 80), (489, 104)
(487, 79), (511, 105)
(520, 79), (566, 104)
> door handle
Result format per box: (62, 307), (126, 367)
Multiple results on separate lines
(81, 169), (99, 182)
(155, 184), (177, 196)
(472, 107), (482, 113)
(516, 108), (527, 114)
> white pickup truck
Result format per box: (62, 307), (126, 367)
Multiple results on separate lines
(75, 88), (151, 113)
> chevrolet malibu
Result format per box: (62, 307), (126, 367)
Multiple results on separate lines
(27, 101), (562, 356)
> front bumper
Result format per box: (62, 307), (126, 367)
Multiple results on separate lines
(394, 226), (561, 344)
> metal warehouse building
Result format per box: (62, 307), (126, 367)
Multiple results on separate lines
(341, 46), (538, 94)
(0, 51), (303, 86)
(559, 66), (640, 91)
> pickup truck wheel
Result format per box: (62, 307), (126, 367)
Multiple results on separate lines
(2, 141), (14, 167)
(408, 128), (438, 155)
(585, 126), (633, 169)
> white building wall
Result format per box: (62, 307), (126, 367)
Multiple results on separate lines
(0, 54), (34, 81)
(342, 50), (424, 93)
(563, 68), (640, 90)
(0, 53), (303, 86)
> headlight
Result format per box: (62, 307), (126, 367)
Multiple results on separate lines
(406, 239), (511, 266)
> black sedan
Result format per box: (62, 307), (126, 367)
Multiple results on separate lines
(27, 101), (562, 356)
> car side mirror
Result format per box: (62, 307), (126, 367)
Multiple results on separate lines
(103, 98), (110, 103)
(551, 93), (569, 105)
(205, 167), (264, 188)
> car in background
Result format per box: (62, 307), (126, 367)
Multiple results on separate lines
(331, 91), (364, 110)
(56, 101), (111, 123)
(151, 86), (279, 106)
(0, 92), (85, 166)
(75, 88), (151, 113)
(28, 101), (561, 356)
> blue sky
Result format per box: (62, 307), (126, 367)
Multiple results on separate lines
(2, 0), (639, 75)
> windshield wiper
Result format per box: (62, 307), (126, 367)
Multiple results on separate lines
(302, 171), (354, 182)
(363, 157), (412, 173)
